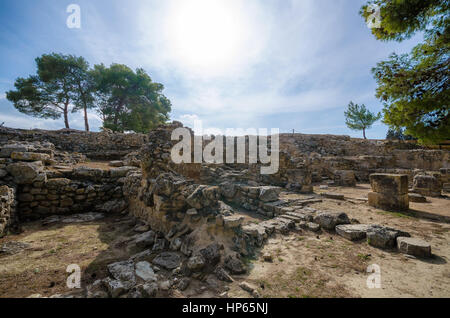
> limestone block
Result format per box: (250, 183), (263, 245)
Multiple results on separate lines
(413, 174), (442, 197)
(370, 173), (408, 195)
(397, 237), (431, 258)
(368, 191), (409, 211)
(334, 170), (356, 187)
(10, 152), (50, 162)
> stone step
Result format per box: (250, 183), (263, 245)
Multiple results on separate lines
(278, 215), (301, 223)
(284, 211), (315, 222)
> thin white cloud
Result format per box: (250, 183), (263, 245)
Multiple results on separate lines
(1, 0), (422, 137)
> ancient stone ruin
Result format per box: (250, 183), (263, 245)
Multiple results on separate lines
(0, 123), (449, 298)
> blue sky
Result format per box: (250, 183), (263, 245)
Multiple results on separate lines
(0, 0), (422, 138)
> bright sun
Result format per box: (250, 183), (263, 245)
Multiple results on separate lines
(165, 0), (247, 75)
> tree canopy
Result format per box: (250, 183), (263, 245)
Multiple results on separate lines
(361, 0), (449, 144)
(91, 64), (171, 133)
(386, 127), (416, 141)
(6, 54), (171, 133)
(6, 53), (85, 129)
(344, 101), (381, 139)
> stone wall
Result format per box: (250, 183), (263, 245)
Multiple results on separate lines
(280, 133), (449, 185)
(0, 126), (148, 160)
(122, 122), (307, 258)
(13, 164), (139, 221)
(1, 145), (137, 223)
(0, 185), (15, 237)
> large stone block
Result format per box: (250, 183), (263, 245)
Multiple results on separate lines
(370, 173), (408, 195)
(313, 211), (350, 231)
(334, 170), (356, 187)
(0, 144), (28, 158)
(397, 237), (431, 258)
(368, 191), (409, 211)
(335, 224), (374, 241)
(258, 186), (281, 202)
(73, 166), (105, 181)
(413, 174), (442, 197)
(6, 161), (46, 185)
(366, 225), (410, 249)
(10, 152), (50, 162)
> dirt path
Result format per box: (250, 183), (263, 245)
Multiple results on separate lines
(0, 216), (135, 298)
(228, 184), (450, 298)
(1, 184), (449, 298)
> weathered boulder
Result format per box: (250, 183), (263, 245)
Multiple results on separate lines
(107, 260), (136, 289)
(199, 243), (222, 267)
(0, 143), (29, 157)
(224, 255), (246, 275)
(135, 261), (157, 282)
(177, 278), (191, 291)
(214, 266), (234, 282)
(110, 166), (138, 178)
(397, 237), (432, 258)
(259, 186), (281, 202)
(103, 278), (127, 298)
(10, 152), (50, 162)
(139, 282), (158, 298)
(219, 182), (237, 199)
(413, 174), (442, 197)
(306, 222), (320, 232)
(368, 192), (409, 211)
(370, 174), (408, 195)
(152, 238), (167, 251)
(6, 161), (45, 184)
(134, 231), (156, 248)
(73, 166), (104, 181)
(186, 255), (206, 272)
(335, 224), (374, 241)
(152, 252), (181, 270)
(185, 185), (219, 209)
(313, 211), (350, 231)
(129, 249), (153, 262)
(222, 215), (244, 229)
(366, 225), (410, 249)
(242, 223), (268, 246)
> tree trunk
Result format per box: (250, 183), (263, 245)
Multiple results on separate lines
(64, 103), (70, 129)
(84, 105), (89, 131)
(363, 128), (367, 139)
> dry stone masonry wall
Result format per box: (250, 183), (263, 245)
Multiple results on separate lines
(0, 126), (148, 160)
(1, 123), (447, 298)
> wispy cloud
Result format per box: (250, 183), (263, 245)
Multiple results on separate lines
(0, 0), (422, 138)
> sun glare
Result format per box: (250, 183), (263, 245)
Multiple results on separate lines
(165, 0), (247, 75)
